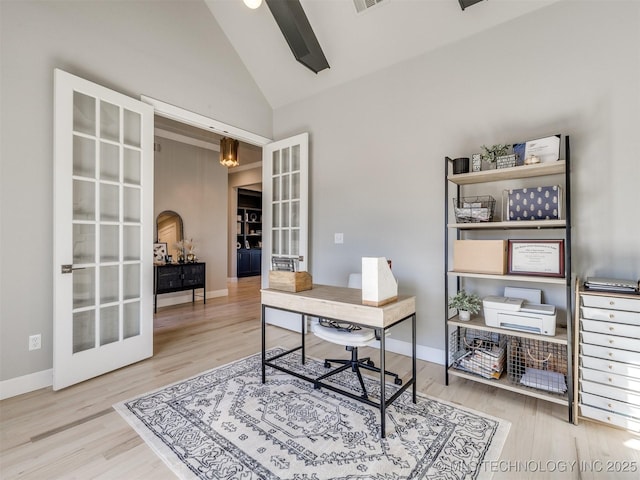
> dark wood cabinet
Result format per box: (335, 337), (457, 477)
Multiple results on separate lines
(154, 262), (205, 312)
(237, 249), (261, 277)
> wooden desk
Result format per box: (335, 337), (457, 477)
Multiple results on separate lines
(261, 284), (417, 438)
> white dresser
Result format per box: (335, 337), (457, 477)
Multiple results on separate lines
(575, 286), (640, 431)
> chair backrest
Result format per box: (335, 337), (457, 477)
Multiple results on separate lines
(348, 273), (362, 289)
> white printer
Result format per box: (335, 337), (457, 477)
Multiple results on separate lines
(483, 295), (557, 336)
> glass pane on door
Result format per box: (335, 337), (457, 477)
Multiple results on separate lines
(123, 301), (140, 339)
(73, 136), (95, 178)
(73, 310), (95, 353)
(73, 224), (95, 264)
(73, 92), (96, 135)
(99, 306), (119, 346)
(100, 101), (120, 142)
(73, 267), (95, 309)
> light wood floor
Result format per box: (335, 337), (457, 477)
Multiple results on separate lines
(1, 277), (638, 479)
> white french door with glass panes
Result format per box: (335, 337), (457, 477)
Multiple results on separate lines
(262, 133), (309, 332)
(53, 69), (154, 390)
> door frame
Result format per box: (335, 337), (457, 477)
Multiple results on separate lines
(140, 97), (273, 282)
(140, 97), (271, 148)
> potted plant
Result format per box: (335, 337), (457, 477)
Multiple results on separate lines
(448, 290), (482, 321)
(480, 144), (510, 170)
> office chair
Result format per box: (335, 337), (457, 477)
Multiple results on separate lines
(311, 273), (402, 399)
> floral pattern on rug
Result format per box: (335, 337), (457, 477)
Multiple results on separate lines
(115, 349), (509, 479)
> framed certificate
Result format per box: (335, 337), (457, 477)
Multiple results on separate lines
(508, 240), (564, 277)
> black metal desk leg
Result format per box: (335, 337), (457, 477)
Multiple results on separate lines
(412, 313), (417, 403)
(379, 329), (386, 438)
(261, 304), (266, 384)
(301, 314), (306, 365)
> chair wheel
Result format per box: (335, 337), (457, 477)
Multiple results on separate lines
(394, 378), (403, 386)
(366, 360), (375, 367)
(324, 361), (331, 368)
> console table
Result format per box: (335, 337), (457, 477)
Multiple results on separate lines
(154, 262), (206, 313)
(261, 284), (416, 438)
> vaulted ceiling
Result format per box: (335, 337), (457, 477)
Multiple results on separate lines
(205, 0), (559, 109)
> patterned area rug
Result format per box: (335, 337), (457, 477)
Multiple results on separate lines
(114, 348), (510, 479)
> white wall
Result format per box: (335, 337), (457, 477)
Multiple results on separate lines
(273, 1), (640, 354)
(0, 0), (272, 385)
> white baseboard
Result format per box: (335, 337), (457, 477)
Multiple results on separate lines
(370, 337), (445, 366)
(0, 369), (52, 400)
(156, 288), (228, 309)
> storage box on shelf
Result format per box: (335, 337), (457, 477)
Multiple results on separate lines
(444, 135), (574, 422)
(575, 284), (640, 432)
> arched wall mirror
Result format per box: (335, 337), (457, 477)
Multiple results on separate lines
(156, 210), (184, 261)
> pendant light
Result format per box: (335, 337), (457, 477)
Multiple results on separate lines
(220, 137), (239, 167)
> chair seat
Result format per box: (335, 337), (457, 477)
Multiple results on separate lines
(311, 321), (375, 347)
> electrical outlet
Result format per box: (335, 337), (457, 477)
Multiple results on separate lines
(29, 334), (41, 351)
(334, 233), (344, 244)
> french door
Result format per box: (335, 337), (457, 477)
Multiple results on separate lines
(262, 133), (309, 331)
(53, 69), (154, 390)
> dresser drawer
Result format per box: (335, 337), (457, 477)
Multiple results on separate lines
(582, 294), (640, 312)
(581, 306), (640, 326)
(580, 405), (640, 432)
(581, 318), (640, 339)
(581, 391), (640, 419)
(581, 355), (640, 378)
(581, 343), (640, 366)
(581, 331), (640, 352)
(581, 379), (640, 404)
(581, 367), (640, 393)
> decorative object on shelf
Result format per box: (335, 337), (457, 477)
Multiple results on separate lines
(153, 243), (167, 264)
(185, 238), (197, 262)
(507, 239), (565, 277)
(448, 156), (470, 175)
(504, 185), (561, 221)
(165, 254), (173, 264)
(453, 240), (508, 275)
(524, 155), (541, 165)
(513, 143), (526, 166)
(524, 135), (561, 163)
(245, 240), (250, 249)
(480, 144), (510, 170)
(249, 212), (258, 222)
(448, 290), (482, 321)
(496, 154), (517, 169)
(220, 136), (239, 167)
(471, 153), (482, 172)
(453, 195), (495, 223)
(236, 242), (241, 249)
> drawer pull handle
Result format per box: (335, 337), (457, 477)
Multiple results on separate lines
(608, 378), (613, 382)
(609, 314), (614, 319)
(609, 301), (615, 306)
(608, 365), (613, 369)
(609, 326), (615, 331)
(609, 340), (614, 344)
(608, 404), (613, 408)
(608, 352), (613, 357)
(607, 416), (612, 421)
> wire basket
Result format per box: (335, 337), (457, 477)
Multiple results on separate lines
(453, 196), (496, 223)
(507, 337), (568, 396)
(449, 327), (506, 380)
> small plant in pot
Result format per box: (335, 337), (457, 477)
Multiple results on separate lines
(480, 144), (510, 170)
(448, 290), (482, 321)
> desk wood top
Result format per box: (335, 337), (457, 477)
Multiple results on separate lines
(261, 284), (416, 329)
